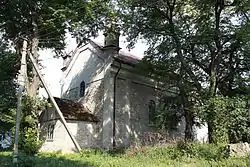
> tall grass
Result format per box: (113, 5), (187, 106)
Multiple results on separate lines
(0, 142), (249, 167)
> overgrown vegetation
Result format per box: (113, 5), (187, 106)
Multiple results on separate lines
(120, 0), (250, 141)
(156, 94), (183, 132)
(0, 0), (249, 162)
(1, 143), (249, 167)
(0, 42), (19, 131)
(196, 95), (250, 144)
(18, 97), (49, 155)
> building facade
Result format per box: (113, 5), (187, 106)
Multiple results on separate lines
(39, 27), (207, 152)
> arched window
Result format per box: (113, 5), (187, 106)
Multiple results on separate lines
(47, 123), (55, 141)
(80, 81), (85, 97)
(148, 100), (156, 125)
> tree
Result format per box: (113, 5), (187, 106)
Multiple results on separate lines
(0, 0), (113, 156)
(0, 40), (19, 131)
(119, 0), (204, 140)
(0, 0), (112, 97)
(119, 0), (250, 142)
(196, 95), (250, 143)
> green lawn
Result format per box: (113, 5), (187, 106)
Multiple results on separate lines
(1, 143), (250, 167)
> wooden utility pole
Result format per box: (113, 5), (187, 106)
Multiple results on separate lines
(27, 52), (81, 152)
(13, 39), (28, 165)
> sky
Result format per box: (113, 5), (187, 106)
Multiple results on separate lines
(39, 32), (148, 98)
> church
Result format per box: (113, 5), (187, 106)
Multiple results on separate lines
(39, 25), (207, 152)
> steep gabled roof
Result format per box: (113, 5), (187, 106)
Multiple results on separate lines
(94, 41), (141, 65)
(115, 51), (140, 66)
(62, 39), (141, 71)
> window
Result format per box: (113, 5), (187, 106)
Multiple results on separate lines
(148, 100), (156, 126)
(80, 81), (85, 97)
(47, 124), (55, 141)
(0, 133), (4, 141)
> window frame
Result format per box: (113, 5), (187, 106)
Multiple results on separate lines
(46, 123), (55, 142)
(148, 100), (157, 126)
(80, 80), (85, 97)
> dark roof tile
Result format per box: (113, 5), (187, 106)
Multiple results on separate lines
(47, 97), (99, 122)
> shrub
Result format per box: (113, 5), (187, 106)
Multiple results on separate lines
(176, 141), (228, 160)
(156, 95), (183, 132)
(18, 152), (37, 167)
(80, 149), (108, 158)
(19, 127), (43, 155)
(18, 96), (49, 155)
(139, 132), (169, 146)
(196, 95), (250, 143)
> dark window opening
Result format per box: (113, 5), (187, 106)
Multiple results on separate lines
(47, 124), (55, 141)
(80, 81), (85, 97)
(148, 100), (156, 125)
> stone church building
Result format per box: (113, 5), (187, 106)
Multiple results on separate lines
(39, 26), (208, 152)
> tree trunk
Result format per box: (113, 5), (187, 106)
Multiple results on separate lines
(28, 39), (40, 97)
(207, 70), (217, 143)
(206, 0), (222, 142)
(209, 71), (217, 96)
(166, 2), (197, 141)
(184, 109), (194, 141)
(27, 20), (40, 97)
(179, 67), (195, 141)
(208, 121), (214, 143)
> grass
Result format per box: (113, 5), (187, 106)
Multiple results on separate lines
(0, 142), (250, 167)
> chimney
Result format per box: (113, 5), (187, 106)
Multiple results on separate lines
(103, 22), (121, 52)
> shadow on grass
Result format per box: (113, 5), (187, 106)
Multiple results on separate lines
(0, 151), (97, 167)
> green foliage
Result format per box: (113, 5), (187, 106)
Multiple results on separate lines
(0, 0), (67, 49)
(21, 96), (49, 127)
(18, 96), (49, 155)
(1, 143), (250, 167)
(0, 0), (113, 52)
(138, 142), (229, 161)
(196, 95), (250, 143)
(119, 0), (250, 142)
(19, 127), (44, 155)
(0, 41), (19, 130)
(175, 141), (228, 160)
(156, 95), (183, 132)
(80, 149), (109, 158)
(227, 96), (250, 143)
(68, 0), (113, 42)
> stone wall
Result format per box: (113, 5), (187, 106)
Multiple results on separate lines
(114, 72), (188, 148)
(40, 120), (101, 152)
(115, 76), (160, 148)
(80, 80), (104, 129)
(61, 43), (105, 100)
(227, 142), (250, 157)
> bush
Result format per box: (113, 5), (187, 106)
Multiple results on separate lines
(80, 149), (109, 158)
(176, 141), (228, 160)
(126, 141), (229, 161)
(18, 96), (49, 155)
(18, 152), (37, 167)
(156, 95), (183, 132)
(19, 127), (43, 155)
(196, 95), (250, 143)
